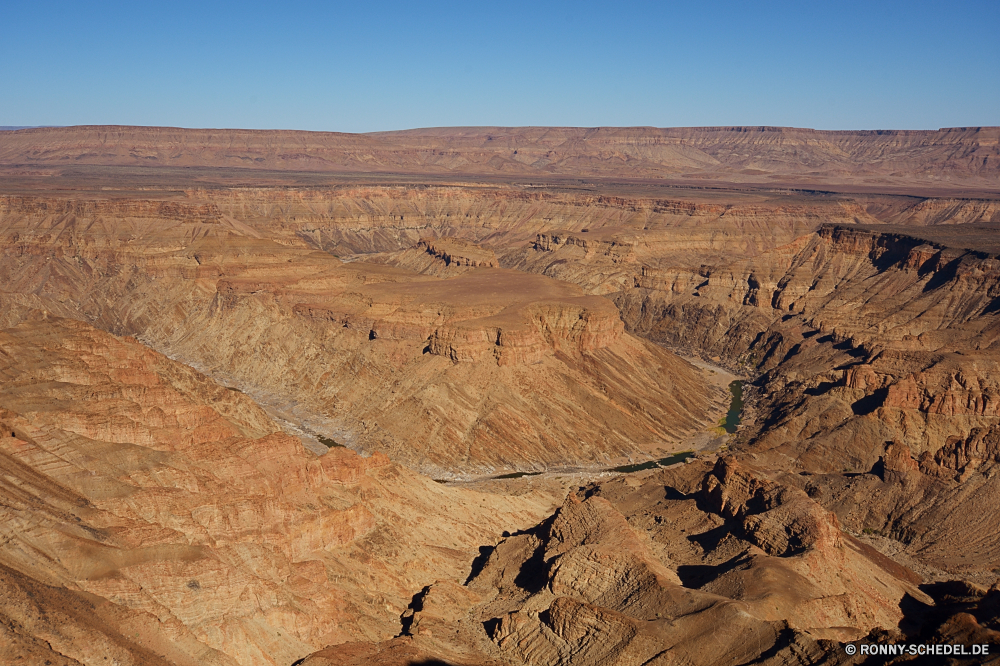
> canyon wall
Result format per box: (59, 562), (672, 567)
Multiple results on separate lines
(0, 317), (563, 665)
(3, 124), (1000, 665)
(0, 194), (720, 475)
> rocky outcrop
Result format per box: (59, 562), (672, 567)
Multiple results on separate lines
(5, 126), (1000, 665)
(300, 458), (931, 665)
(0, 194), (227, 224)
(606, 223), (1000, 467)
(418, 236), (498, 268)
(0, 317), (563, 666)
(359, 236), (500, 279)
(500, 214), (1000, 615)
(533, 230), (637, 264)
(0, 196), (720, 474)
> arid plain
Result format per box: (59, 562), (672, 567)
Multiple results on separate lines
(2, 125), (1000, 665)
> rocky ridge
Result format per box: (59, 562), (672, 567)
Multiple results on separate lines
(2, 125), (999, 187)
(299, 457), (937, 666)
(0, 316), (563, 665)
(0, 195), (721, 474)
(3, 126), (1000, 665)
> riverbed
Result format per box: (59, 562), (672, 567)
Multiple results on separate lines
(475, 356), (746, 482)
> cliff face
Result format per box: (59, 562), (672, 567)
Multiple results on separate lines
(608, 224), (1000, 462)
(417, 237), (499, 268)
(0, 195), (719, 475)
(4, 125), (1000, 666)
(299, 457), (930, 666)
(348, 237), (500, 279)
(0, 317), (562, 666)
(477, 216), (1000, 593)
(193, 186), (865, 258)
(4, 186), (999, 476)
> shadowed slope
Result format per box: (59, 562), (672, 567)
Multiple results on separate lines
(0, 316), (562, 665)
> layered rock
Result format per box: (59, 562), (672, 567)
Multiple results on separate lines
(3, 125), (998, 188)
(0, 196), (720, 474)
(349, 236), (499, 278)
(498, 215), (1000, 613)
(605, 224), (1000, 465)
(299, 457), (931, 665)
(0, 317), (562, 665)
(198, 186), (868, 257)
(418, 236), (499, 268)
(4, 125), (1000, 665)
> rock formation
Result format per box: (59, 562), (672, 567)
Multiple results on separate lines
(360, 237), (500, 278)
(2, 125), (998, 189)
(0, 316), (563, 665)
(297, 457), (931, 665)
(0, 196), (721, 474)
(1, 125), (1000, 665)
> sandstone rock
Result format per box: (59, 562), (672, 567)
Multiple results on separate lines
(0, 317), (563, 665)
(0, 200), (719, 473)
(3, 125), (1000, 666)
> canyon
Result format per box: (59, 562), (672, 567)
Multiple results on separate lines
(2, 125), (1000, 665)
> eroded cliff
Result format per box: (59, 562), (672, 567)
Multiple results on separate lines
(0, 195), (720, 474)
(0, 317), (563, 665)
(3, 125), (1000, 665)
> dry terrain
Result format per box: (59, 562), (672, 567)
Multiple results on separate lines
(2, 125), (1000, 665)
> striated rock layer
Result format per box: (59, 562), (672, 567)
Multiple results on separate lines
(607, 223), (1000, 467)
(0, 316), (562, 665)
(508, 217), (1000, 643)
(0, 194), (720, 474)
(298, 457), (936, 666)
(3, 126), (1000, 664)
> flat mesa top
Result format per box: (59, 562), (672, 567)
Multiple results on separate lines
(0, 124), (997, 199)
(866, 224), (1000, 254)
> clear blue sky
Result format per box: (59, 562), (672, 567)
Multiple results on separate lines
(2, 0), (997, 132)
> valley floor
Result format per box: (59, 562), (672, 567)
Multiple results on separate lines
(2, 133), (1000, 664)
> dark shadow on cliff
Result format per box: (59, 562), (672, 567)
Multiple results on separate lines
(851, 583), (1000, 664)
(483, 617), (502, 641)
(982, 296), (1000, 316)
(851, 388), (888, 416)
(399, 585), (430, 636)
(805, 380), (842, 396)
(513, 537), (550, 594)
(663, 485), (688, 501)
(922, 256), (962, 293)
(464, 545), (495, 584)
(676, 551), (749, 588)
(686, 523), (732, 553)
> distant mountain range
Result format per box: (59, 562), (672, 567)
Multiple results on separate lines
(1, 124), (998, 192)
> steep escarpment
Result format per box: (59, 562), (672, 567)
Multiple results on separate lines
(197, 186), (867, 257)
(4, 125), (1000, 666)
(0, 196), (720, 474)
(522, 222), (1000, 619)
(4, 188), (998, 478)
(0, 317), (561, 666)
(299, 456), (935, 665)
(358, 236), (499, 278)
(372, 125), (1000, 184)
(612, 224), (1000, 466)
(414, 236), (499, 268)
